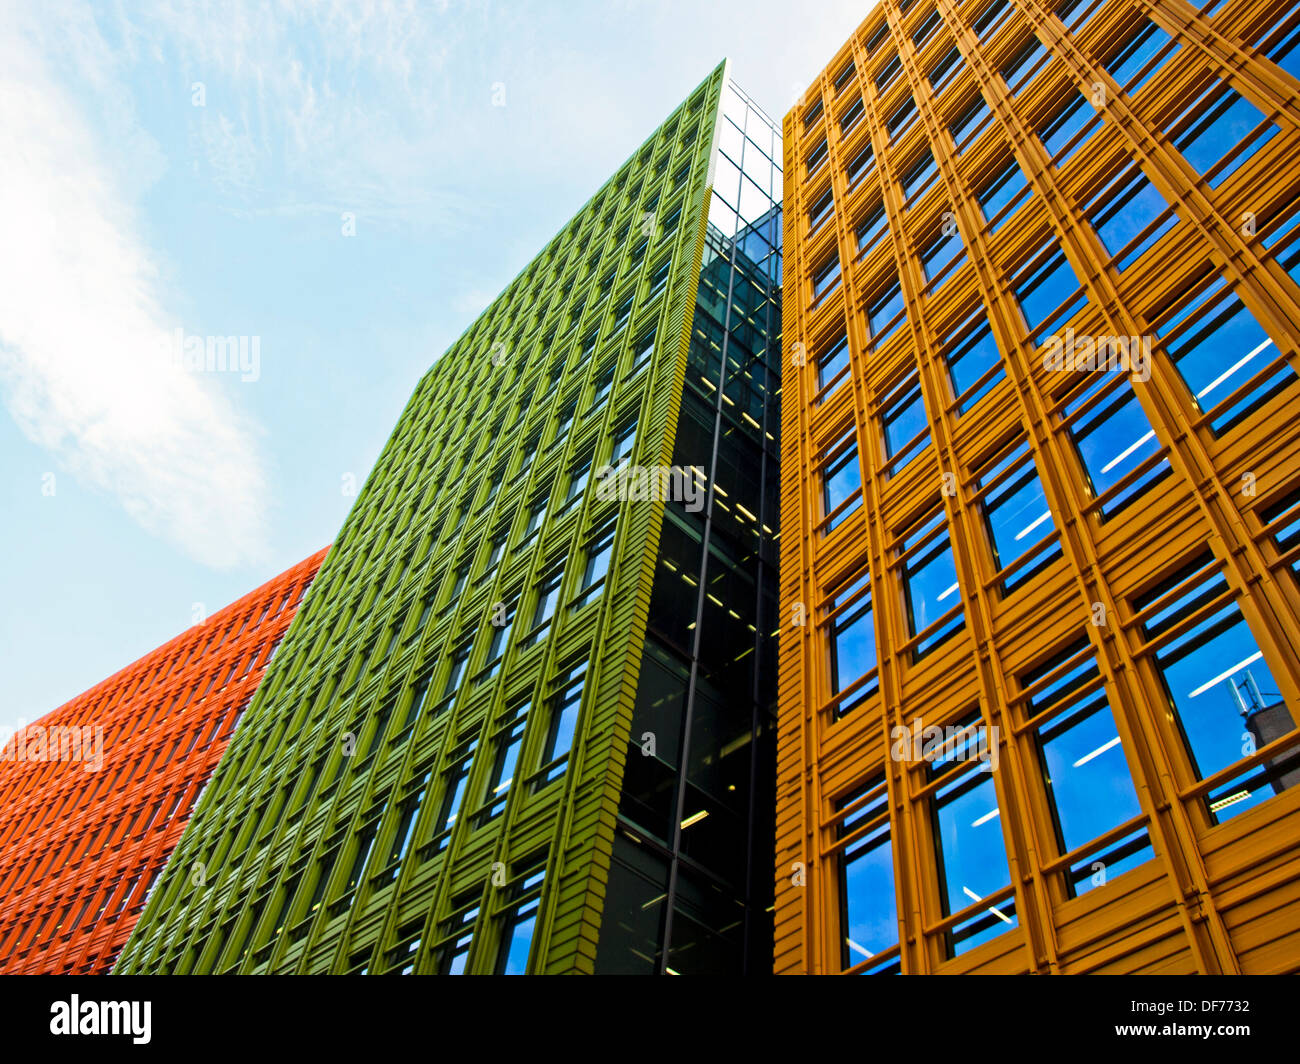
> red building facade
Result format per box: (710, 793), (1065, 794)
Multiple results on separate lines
(0, 547), (327, 973)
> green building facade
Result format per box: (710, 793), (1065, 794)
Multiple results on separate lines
(115, 61), (783, 975)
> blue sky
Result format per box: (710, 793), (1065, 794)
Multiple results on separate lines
(0, 0), (869, 735)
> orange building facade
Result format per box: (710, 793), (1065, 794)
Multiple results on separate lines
(0, 548), (327, 973)
(776, 0), (1300, 972)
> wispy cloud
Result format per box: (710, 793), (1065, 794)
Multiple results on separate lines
(0, 4), (269, 568)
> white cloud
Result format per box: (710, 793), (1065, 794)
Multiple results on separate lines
(0, 5), (269, 569)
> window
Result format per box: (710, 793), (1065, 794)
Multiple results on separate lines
(977, 159), (1030, 233)
(806, 137), (829, 177)
(975, 439), (1060, 593)
(834, 59), (856, 94)
(495, 861), (546, 974)
(866, 278), (906, 346)
(528, 567), (564, 639)
(866, 20), (890, 54)
(1021, 642), (1152, 895)
(586, 358), (616, 411)
(1106, 18), (1177, 95)
(821, 430), (862, 531)
(876, 54), (902, 92)
(1037, 91), (1096, 166)
(434, 893), (479, 974)
(929, 47), (964, 93)
(840, 96), (865, 136)
(630, 327), (656, 373)
(881, 373), (931, 474)
(927, 714), (1017, 957)
(1154, 275), (1292, 435)
(812, 253), (842, 302)
(537, 661), (585, 784)
(973, 0), (1013, 40)
(378, 775), (428, 884)
(1137, 556), (1295, 823)
(886, 95), (917, 140)
(1056, 0), (1102, 30)
(442, 641), (471, 699)
(480, 706), (528, 821)
(837, 778), (898, 972)
(856, 203), (889, 255)
(900, 506), (964, 655)
(482, 602), (514, 675)
(846, 141), (876, 186)
(434, 739), (477, 843)
(1002, 35), (1047, 93)
(609, 421), (637, 469)
(817, 332), (852, 394)
(942, 305), (1005, 413)
(575, 522), (616, 607)
(560, 454), (591, 514)
(1165, 81), (1277, 190)
(828, 567), (878, 717)
(913, 7), (940, 45)
(1013, 246), (1086, 333)
(919, 220), (965, 290)
(1063, 375), (1169, 517)
(901, 151), (937, 203)
(520, 497), (548, 545)
(804, 96), (824, 128)
(341, 822), (379, 897)
(808, 187), (834, 232)
(949, 94), (990, 149)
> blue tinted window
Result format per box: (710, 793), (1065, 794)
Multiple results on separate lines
(1087, 166), (1177, 270)
(837, 780), (898, 971)
(921, 223), (965, 289)
(817, 333), (851, 393)
(1064, 377), (1169, 516)
(974, 0), (1013, 39)
(830, 570), (878, 709)
(882, 375), (931, 471)
(1002, 35), (1047, 93)
(929, 47), (965, 93)
(1037, 91), (1096, 165)
(813, 253), (842, 300)
(1266, 18), (1300, 80)
(902, 151), (937, 202)
(1139, 560), (1295, 823)
(950, 95), (991, 148)
(823, 432), (862, 529)
(901, 508), (964, 654)
(1014, 249), (1085, 332)
(928, 719), (1016, 955)
(976, 440), (1059, 592)
(943, 307), (1004, 413)
(868, 281), (906, 344)
(1024, 644), (1152, 895)
(1107, 19), (1177, 94)
(1168, 83), (1277, 189)
(978, 160), (1030, 233)
(887, 96), (917, 139)
(856, 204), (889, 254)
(1156, 278), (1292, 434)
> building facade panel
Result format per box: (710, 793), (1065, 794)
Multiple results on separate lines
(0, 548), (327, 973)
(778, 0), (1300, 974)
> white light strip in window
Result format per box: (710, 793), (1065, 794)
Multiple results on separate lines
(1073, 735), (1122, 767)
(1188, 651), (1262, 698)
(1196, 338), (1273, 401)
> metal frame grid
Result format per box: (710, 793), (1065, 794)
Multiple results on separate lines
(0, 548), (326, 973)
(594, 79), (785, 973)
(777, 0), (1300, 973)
(116, 63), (731, 974)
